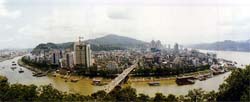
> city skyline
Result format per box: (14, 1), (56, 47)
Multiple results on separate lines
(1, 0), (250, 49)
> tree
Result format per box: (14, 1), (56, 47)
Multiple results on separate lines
(166, 94), (178, 102)
(137, 93), (150, 102)
(62, 93), (87, 101)
(114, 86), (137, 101)
(37, 85), (63, 101)
(91, 90), (108, 101)
(0, 76), (9, 101)
(240, 86), (250, 101)
(154, 93), (167, 102)
(4, 84), (38, 101)
(185, 88), (205, 102)
(204, 91), (217, 102)
(217, 66), (250, 101)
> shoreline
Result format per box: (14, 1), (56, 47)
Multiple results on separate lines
(18, 56), (229, 83)
(18, 56), (213, 82)
(129, 69), (212, 82)
(18, 58), (44, 73)
(0, 55), (21, 62)
(17, 56), (213, 82)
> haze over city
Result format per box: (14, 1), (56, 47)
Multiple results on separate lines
(1, 0), (250, 49)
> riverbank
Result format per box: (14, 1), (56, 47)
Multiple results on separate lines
(17, 58), (44, 73)
(129, 69), (211, 82)
(19, 56), (213, 82)
(0, 55), (20, 62)
(49, 73), (112, 83)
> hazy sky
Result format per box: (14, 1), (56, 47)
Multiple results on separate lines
(0, 0), (250, 49)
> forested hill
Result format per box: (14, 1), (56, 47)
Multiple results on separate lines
(32, 34), (148, 54)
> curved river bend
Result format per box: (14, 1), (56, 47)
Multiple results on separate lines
(0, 50), (249, 97)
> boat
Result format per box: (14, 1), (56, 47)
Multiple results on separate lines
(176, 76), (196, 85)
(32, 72), (46, 77)
(198, 73), (213, 81)
(204, 73), (213, 78)
(62, 75), (69, 79)
(71, 78), (79, 83)
(92, 79), (107, 86)
(11, 66), (17, 70)
(52, 74), (57, 77)
(148, 82), (160, 86)
(36, 73), (46, 77)
(32, 72), (41, 76)
(92, 79), (101, 85)
(18, 68), (24, 73)
(198, 76), (206, 81)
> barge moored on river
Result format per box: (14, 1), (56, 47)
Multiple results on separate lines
(176, 76), (196, 85)
(148, 82), (160, 86)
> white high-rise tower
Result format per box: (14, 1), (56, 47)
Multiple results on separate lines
(74, 37), (92, 68)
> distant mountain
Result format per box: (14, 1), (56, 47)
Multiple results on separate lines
(246, 39), (250, 43)
(86, 34), (146, 47)
(32, 34), (148, 54)
(189, 39), (250, 52)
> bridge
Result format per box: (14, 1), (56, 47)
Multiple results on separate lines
(104, 61), (138, 93)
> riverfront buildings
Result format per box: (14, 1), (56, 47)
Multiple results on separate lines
(23, 37), (227, 76)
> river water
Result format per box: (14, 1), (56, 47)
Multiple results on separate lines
(0, 50), (250, 97)
(0, 56), (105, 96)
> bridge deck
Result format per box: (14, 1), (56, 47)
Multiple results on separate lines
(104, 63), (137, 93)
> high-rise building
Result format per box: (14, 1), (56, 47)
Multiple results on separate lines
(174, 43), (179, 54)
(74, 37), (92, 68)
(150, 40), (156, 48)
(59, 50), (63, 59)
(51, 52), (59, 65)
(168, 44), (171, 49)
(150, 40), (162, 49)
(156, 40), (162, 49)
(66, 52), (74, 68)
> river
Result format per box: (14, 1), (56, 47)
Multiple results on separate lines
(0, 56), (105, 96)
(130, 50), (250, 96)
(0, 50), (249, 97)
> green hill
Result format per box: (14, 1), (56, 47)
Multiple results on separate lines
(32, 34), (148, 54)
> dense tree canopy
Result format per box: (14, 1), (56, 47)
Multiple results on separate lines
(217, 65), (250, 101)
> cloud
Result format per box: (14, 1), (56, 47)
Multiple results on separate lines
(1, 0), (250, 49)
(107, 8), (134, 20)
(0, 0), (21, 18)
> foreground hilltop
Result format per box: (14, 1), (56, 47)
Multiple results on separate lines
(32, 34), (148, 53)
